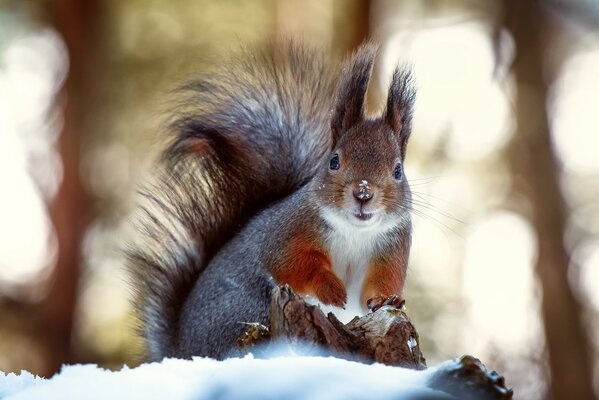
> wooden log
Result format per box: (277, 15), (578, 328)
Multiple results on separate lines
(239, 285), (512, 399)
(428, 355), (513, 399)
(269, 285), (426, 369)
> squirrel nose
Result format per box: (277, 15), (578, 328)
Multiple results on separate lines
(353, 180), (373, 203)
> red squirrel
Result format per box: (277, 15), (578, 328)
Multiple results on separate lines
(128, 42), (415, 360)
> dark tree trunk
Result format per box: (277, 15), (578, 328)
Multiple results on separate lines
(37, 0), (102, 376)
(503, 1), (595, 399)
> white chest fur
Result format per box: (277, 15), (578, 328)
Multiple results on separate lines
(310, 208), (400, 323)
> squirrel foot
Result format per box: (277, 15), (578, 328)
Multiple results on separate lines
(313, 271), (347, 308)
(367, 295), (405, 313)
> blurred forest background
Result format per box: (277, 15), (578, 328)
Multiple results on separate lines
(1, 0), (598, 399)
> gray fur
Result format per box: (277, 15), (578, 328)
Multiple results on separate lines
(128, 42), (339, 360)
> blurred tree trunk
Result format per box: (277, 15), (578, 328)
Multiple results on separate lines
(36, 0), (102, 376)
(333, 0), (370, 52)
(503, 0), (594, 399)
(275, 0), (370, 54)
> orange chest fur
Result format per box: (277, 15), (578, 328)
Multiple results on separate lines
(270, 229), (408, 314)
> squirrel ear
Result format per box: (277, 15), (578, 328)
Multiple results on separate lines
(331, 44), (377, 143)
(384, 67), (415, 160)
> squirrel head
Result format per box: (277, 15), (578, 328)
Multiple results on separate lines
(315, 44), (415, 229)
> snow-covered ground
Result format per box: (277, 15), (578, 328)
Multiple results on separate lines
(0, 354), (450, 400)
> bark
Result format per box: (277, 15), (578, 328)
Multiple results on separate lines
(240, 285), (512, 400)
(503, 1), (595, 399)
(269, 285), (426, 369)
(427, 355), (513, 400)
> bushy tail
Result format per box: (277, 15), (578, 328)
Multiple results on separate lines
(127, 42), (339, 359)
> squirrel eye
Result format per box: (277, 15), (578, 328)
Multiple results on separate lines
(393, 163), (403, 180)
(330, 153), (340, 170)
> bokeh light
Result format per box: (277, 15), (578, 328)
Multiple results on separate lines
(0, 28), (66, 298)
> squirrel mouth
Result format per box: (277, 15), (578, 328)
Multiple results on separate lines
(354, 212), (374, 221)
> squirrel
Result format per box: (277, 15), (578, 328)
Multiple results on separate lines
(127, 42), (415, 361)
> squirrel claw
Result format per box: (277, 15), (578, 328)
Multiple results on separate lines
(367, 295), (405, 313)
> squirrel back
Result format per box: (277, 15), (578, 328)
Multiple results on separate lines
(127, 43), (340, 359)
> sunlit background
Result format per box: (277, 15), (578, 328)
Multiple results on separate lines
(1, 1), (598, 399)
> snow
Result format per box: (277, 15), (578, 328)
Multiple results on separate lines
(0, 371), (43, 398)
(0, 354), (445, 400)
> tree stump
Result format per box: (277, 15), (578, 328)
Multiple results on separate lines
(268, 284), (426, 369)
(239, 285), (513, 399)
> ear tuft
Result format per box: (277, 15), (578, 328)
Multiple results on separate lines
(331, 43), (378, 143)
(385, 67), (416, 160)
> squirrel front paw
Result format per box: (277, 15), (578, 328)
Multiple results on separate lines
(313, 271), (347, 308)
(367, 295), (405, 313)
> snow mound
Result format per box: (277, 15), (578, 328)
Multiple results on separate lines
(0, 355), (444, 400)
